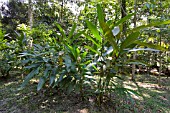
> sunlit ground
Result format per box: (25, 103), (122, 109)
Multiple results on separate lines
(0, 71), (170, 113)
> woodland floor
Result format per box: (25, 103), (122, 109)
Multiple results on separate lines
(0, 71), (170, 113)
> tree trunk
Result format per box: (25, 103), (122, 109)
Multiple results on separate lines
(28, 0), (33, 28)
(132, 0), (137, 81)
(60, 0), (64, 23)
(28, 0), (33, 48)
(158, 34), (162, 86)
(121, 0), (126, 32)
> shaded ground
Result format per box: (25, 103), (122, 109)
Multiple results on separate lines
(124, 75), (170, 113)
(0, 72), (170, 113)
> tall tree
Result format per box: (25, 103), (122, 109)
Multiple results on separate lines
(28, 0), (33, 28)
(121, 0), (126, 33)
(0, 0), (28, 39)
(132, 0), (137, 81)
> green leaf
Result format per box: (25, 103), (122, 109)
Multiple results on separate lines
(125, 59), (149, 66)
(64, 55), (73, 72)
(34, 44), (43, 51)
(127, 48), (160, 52)
(67, 81), (75, 94)
(120, 32), (140, 51)
(97, 4), (118, 52)
(86, 20), (102, 42)
(21, 59), (31, 64)
(126, 88), (141, 96)
(49, 67), (57, 86)
(21, 67), (39, 88)
(19, 52), (35, 57)
(111, 13), (135, 29)
(25, 63), (41, 69)
(42, 57), (49, 63)
(67, 45), (77, 61)
(113, 75), (124, 80)
(134, 41), (167, 51)
(56, 23), (67, 39)
(85, 46), (100, 55)
(68, 23), (77, 40)
(55, 32), (62, 41)
(81, 51), (87, 59)
(83, 33), (100, 47)
(70, 30), (85, 44)
(103, 46), (113, 56)
(72, 47), (78, 61)
(128, 20), (170, 34)
(115, 87), (128, 95)
(44, 66), (51, 78)
(97, 4), (104, 23)
(37, 77), (45, 91)
(100, 22), (118, 52)
(49, 75), (56, 86)
(76, 47), (80, 58)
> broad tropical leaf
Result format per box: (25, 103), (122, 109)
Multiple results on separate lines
(56, 23), (67, 39)
(70, 30), (85, 44)
(83, 33), (100, 47)
(100, 21), (118, 52)
(97, 4), (104, 23)
(120, 32), (140, 51)
(110, 13), (135, 29)
(85, 46), (100, 55)
(134, 40), (167, 51)
(21, 67), (39, 88)
(128, 20), (170, 34)
(86, 20), (102, 43)
(24, 63), (41, 69)
(68, 23), (77, 39)
(127, 48), (160, 52)
(37, 77), (45, 91)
